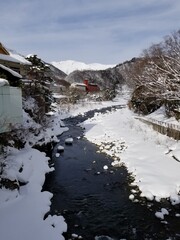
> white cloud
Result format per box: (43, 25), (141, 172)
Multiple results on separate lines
(1, 0), (180, 64)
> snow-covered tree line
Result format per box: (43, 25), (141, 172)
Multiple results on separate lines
(123, 29), (180, 116)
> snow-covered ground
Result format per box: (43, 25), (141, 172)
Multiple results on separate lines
(59, 88), (129, 119)
(60, 90), (180, 221)
(80, 101), (180, 206)
(0, 86), (180, 239)
(58, 87), (180, 205)
(0, 106), (68, 240)
(0, 147), (66, 240)
(51, 60), (115, 75)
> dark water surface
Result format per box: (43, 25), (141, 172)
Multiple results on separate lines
(43, 106), (180, 240)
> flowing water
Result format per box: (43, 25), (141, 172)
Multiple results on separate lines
(43, 106), (180, 240)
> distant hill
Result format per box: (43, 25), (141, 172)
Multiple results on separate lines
(65, 66), (125, 90)
(47, 63), (67, 79)
(51, 60), (115, 75)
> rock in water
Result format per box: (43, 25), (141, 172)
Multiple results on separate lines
(65, 138), (73, 145)
(103, 165), (108, 170)
(57, 145), (65, 152)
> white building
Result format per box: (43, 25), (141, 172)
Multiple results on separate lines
(0, 78), (23, 133)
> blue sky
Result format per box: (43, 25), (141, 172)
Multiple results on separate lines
(1, 0), (180, 64)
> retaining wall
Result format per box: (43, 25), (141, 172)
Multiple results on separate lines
(136, 117), (180, 140)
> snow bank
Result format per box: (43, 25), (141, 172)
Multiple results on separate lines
(0, 147), (66, 240)
(81, 106), (180, 204)
(147, 105), (180, 125)
(21, 106), (68, 147)
(0, 96), (69, 240)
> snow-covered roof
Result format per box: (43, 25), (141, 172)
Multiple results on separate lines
(0, 78), (9, 87)
(0, 64), (22, 78)
(0, 53), (31, 66)
(89, 83), (99, 86)
(71, 83), (86, 87)
(0, 54), (20, 63)
(0, 43), (31, 65)
(52, 94), (68, 99)
(9, 53), (32, 65)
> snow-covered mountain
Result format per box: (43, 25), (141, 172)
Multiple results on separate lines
(51, 60), (115, 75)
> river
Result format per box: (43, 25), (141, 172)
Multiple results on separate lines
(43, 106), (180, 240)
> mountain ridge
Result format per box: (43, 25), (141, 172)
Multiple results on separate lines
(51, 60), (116, 75)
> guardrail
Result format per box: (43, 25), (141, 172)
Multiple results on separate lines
(136, 117), (180, 140)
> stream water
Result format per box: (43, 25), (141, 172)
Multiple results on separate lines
(43, 106), (180, 240)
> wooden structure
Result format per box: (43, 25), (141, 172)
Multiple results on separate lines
(0, 42), (31, 77)
(0, 43), (9, 55)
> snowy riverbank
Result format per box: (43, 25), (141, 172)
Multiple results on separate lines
(0, 88), (179, 239)
(0, 147), (67, 240)
(0, 110), (68, 240)
(0, 94), (126, 240)
(81, 106), (180, 206)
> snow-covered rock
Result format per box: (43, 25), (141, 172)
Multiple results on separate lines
(65, 137), (73, 145)
(103, 165), (108, 170)
(57, 145), (65, 152)
(129, 194), (135, 200)
(56, 153), (60, 157)
(155, 208), (169, 220)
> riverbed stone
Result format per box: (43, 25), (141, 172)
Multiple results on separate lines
(65, 137), (74, 145)
(57, 145), (65, 152)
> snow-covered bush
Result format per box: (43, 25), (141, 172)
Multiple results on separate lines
(129, 85), (163, 115)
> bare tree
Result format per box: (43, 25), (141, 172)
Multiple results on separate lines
(124, 30), (180, 96)
(124, 29), (180, 115)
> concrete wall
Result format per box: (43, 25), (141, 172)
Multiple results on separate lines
(0, 86), (23, 133)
